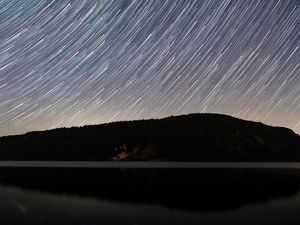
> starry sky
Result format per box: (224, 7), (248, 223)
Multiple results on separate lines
(0, 0), (300, 137)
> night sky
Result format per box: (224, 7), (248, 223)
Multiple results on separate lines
(0, 0), (299, 136)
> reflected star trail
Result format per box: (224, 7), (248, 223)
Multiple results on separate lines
(0, 0), (299, 136)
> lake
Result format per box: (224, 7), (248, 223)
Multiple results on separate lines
(0, 162), (300, 224)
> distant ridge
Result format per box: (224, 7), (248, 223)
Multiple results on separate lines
(0, 113), (299, 161)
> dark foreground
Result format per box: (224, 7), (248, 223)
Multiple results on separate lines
(0, 165), (300, 224)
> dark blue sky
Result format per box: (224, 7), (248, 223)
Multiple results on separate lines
(0, 0), (299, 136)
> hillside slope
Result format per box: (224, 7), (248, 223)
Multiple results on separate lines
(0, 114), (299, 161)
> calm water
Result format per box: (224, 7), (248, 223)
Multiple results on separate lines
(0, 161), (300, 168)
(0, 162), (300, 224)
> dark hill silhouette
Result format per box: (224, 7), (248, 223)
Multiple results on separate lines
(0, 113), (299, 161)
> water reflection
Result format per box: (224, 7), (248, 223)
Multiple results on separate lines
(1, 184), (300, 225)
(0, 168), (300, 224)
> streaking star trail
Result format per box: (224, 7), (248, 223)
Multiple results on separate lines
(0, 0), (299, 136)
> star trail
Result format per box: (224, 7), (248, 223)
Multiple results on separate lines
(0, 0), (299, 136)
